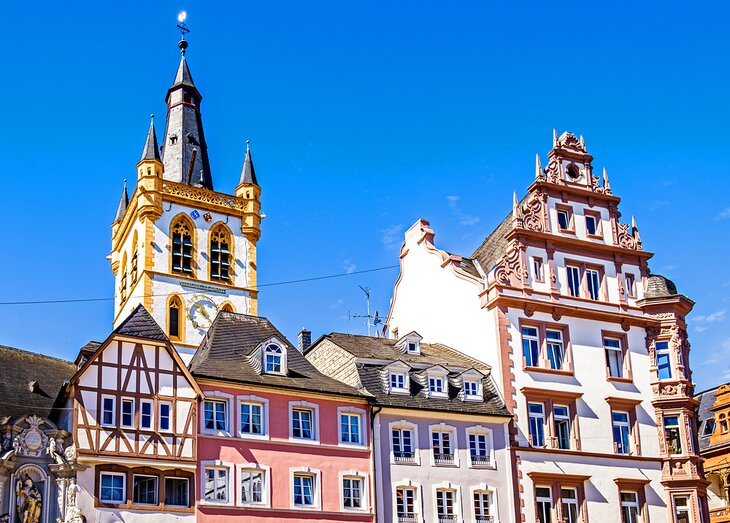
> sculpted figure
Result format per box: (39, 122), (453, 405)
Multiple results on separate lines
(15, 475), (42, 523)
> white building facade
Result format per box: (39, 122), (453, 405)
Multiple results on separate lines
(386, 132), (708, 523)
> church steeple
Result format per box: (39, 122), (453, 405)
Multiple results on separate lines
(160, 37), (213, 190)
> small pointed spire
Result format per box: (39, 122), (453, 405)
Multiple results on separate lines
(140, 115), (161, 162)
(579, 134), (585, 147)
(553, 129), (558, 146)
(114, 180), (129, 223)
(631, 216), (642, 242)
(239, 139), (258, 186)
(603, 167), (612, 193)
(535, 154), (543, 179)
(512, 191), (519, 218)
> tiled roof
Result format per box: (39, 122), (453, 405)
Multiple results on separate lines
(189, 312), (366, 398)
(471, 210), (514, 273)
(697, 385), (725, 452)
(113, 305), (169, 341)
(645, 274), (679, 299)
(0, 345), (76, 419)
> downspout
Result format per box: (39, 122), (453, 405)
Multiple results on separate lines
(370, 404), (383, 522)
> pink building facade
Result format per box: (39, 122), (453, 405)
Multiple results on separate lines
(191, 312), (374, 523)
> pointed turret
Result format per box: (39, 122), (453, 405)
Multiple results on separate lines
(239, 140), (258, 186)
(160, 37), (213, 190)
(603, 167), (612, 194)
(114, 180), (129, 224)
(535, 154), (543, 179)
(141, 115), (161, 162)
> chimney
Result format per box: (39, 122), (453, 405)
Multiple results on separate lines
(298, 329), (312, 352)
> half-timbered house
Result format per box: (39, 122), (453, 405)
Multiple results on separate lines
(64, 305), (201, 523)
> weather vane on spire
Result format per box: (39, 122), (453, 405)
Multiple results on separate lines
(177, 11), (190, 39)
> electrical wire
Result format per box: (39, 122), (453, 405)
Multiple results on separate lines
(0, 264), (400, 306)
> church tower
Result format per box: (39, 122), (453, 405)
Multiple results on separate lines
(110, 34), (262, 361)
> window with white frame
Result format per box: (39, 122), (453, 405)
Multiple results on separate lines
(99, 472), (125, 503)
(522, 326), (540, 367)
(674, 496), (691, 523)
(240, 401), (264, 435)
(240, 468), (264, 504)
(468, 431), (490, 466)
(613, 411), (631, 455)
(625, 274), (636, 298)
(557, 209), (571, 230)
(340, 410), (363, 445)
(342, 476), (363, 510)
(664, 416), (683, 455)
(436, 489), (456, 521)
(535, 486), (553, 523)
(553, 405), (571, 450)
(585, 213), (598, 236)
(528, 402), (546, 447)
(159, 402), (171, 431)
(396, 486), (417, 521)
(432, 429), (454, 465)
(121, 398), (135, 428)
(463, 380), (481, 400)
(533, 257), (544, 282)
(620, 491), (640, 523)
(203, 467), (228, 502)
(407, 341), (419, 353)
(390, 371), (408, 393)
(204, 399), (228, 431)
(604, 337), (625, 378)
(293, 473), (316, 507)
(392, 426), (415, 462)
(165, 477), (189, 507)
(473, 491), (492, 521)
(546, 329), (565, 370)
(656, 341), (672, 380)
(429, 376), (446, 396)
(132, 474), (158, 505)
(586, 268), (601, 300)
(263, 344), (284, 374)
(140, 400), (153, 430)
(101, 396), (116, 427)
(560, 488), (579, 523)
(292, 407), (315, 440)
(566, 265), (581, 297)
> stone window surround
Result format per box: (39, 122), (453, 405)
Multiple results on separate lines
(528, 471), (590, 523)
(521, 387), (583, 451)
(338, 470), (370, 513)
(602, 330), (634, 383)
(518, 319), (574, 375)
(200, 391), (233, 437)
(288, 400), (320, 444)
(614, 478), (650, 523)
(290, 466), (322, 510)
(428, 422), (459, 467)
(236, 394), (270, 441)
(337, 406), (367, 447)
(200, 460), (234, 506)
(389, 419), (421, 466)
(237, 463), (271, 508)
(96, 464), (194, 512)
(606, 397), (643, 456)
(465, 425), (496, 469)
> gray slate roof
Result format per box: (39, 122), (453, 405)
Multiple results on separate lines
(646, 274), (679, 299)
(695, 385), (730, 453)
(113, 305), (169, 341)
(471, 210), (514, 272)
(0, 345), (76, 419)
(140, 116), (161, 162)
(239, 144), (258, 186)
(113, 181), (129, 223)
(190, 312), (365, 398)
(315, 334), (510, 418)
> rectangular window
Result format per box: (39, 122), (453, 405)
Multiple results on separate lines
(240, 402), (263, 435)
(436, 489), (455, 519)
(557, 209), (571, 230)
(240, 469), (263, 503)
(529, 403), (546, 447)
(432, 430), (453, 464)
(102, 397), (116, 427)
(121, 399), (134, 428)
(474, 492), (491, 520)
(620, 492), (640, 523)
(390, 372), (406, 391)
(656, 341), (672, 380)
(561, 488), (579, 523)
(293, 473), (315, 506)
(546, 330), (565, 370)
(396, 487), (416, 520)
(566, 266), (581, 297)
(674, 496), (690, 523)
(140, 400), (153, 430)
(464, 381), (480, 398)
(165, 477), (189, 507)
(132, 475), (158, 505)
(204, 467), (228, 502)
(429, 377), (445, 394)
(100, 472), (125, 503)
(342, 477), (362, 509)
(522, 326), (540, 367)
(625, 274), (636, 298)
(159, 402), (171, 431)
(665, 416), (683, 455)
(204, 400), (227, 431)
(340, 413), (361, 444)
(533, 257), (544, 282)
(604, 338), (625, 378)
(586, 269), (601, 300)
(469, 433), (489, 465)
(613, 411), (631, 455)
(292, 408), (314, 440)
(392, 428), (414, 462)
(585, 214), (598, 236)
(536, 486), (553, 523)
(553, 405), (571, 450)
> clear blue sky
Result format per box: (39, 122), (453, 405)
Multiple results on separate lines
(1, 1), (728, 390)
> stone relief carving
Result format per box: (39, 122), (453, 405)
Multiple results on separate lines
(493, 246), (522, 287)
(616, 222), (642, 250)
(14, 416), (49, 458)
(16, 474), (42, 523)
(162, 181), (247, 211)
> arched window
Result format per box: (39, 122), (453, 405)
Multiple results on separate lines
(168, 295), (183, 341)
(264, 344), (283, 374)
(131, 231), (139, 285)
(210, 225), (232, 281)
(171, 216), (194, 275)
(221, 303), (234, 313)
(120, 253), (128, 303)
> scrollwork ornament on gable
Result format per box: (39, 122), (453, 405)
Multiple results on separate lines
(522, 194), (546, 233)
(493, 247), (522, 287)
(617, 223), (640, 250)
(545, 158), (562, 183)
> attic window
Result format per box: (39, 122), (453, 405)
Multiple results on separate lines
(389, 372), (409, 394)
(407, 342), (419, 353)
(263, 344), (285, 375)
(463, 380), (483, 401)
(429, 377), (445, 395)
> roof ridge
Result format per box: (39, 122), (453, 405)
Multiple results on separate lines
(0, 344), (75, 366)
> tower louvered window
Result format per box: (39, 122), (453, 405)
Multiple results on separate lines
(169, 296), (182, 340)
(131, 249), (138, 284)
(171, 219), (193, 274)
(210, 227), (231, 281)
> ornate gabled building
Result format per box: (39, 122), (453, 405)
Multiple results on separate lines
(697, 383), (730, 522)
(110, 35), (263, 362)
(386, 131), (709, 523)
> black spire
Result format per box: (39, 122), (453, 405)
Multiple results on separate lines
(140, 115), (161, 162)
(114, 180), (129, 223)
(239, 140), (258, 186)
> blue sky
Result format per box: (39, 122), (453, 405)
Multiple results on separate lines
(1, 1), (728, 390)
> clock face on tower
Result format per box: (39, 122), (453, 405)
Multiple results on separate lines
(187, 294), (219, 332)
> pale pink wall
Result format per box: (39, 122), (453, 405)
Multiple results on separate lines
(197, 383), (373, 521)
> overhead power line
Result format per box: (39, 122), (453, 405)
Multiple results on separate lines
(0, 265), (400, 306)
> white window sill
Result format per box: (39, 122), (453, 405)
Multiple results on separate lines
(289, 437), (320, 445)
(238, 432), (270, 441)
(338, 441), (367, 449)
(202, 429), (232, 437)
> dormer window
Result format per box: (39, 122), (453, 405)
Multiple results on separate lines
(407, 341), (418, 353)
(389, 372), (408, 394)
(463, 380), (482, 400)
(264, 344), (284, 375)
(429, 377), (445, 394)
(395, 332), (422, 355)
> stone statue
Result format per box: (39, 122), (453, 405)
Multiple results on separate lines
(62, 445), (77, 464)
(46, 439), (66, 465)
(11, 437), (20, 455)
(2, 433), (11, 451)
(15, 475), (42, 523)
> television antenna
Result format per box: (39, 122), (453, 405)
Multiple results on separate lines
(348, 286), (383, 337)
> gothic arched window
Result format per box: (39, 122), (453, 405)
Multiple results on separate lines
(210, 225), (232, 282)
(120, 252), (128, 303)
(171, 216), (194, 275)
(168, 295), (183, 341)
(131, 231), (139, 285)
(221, 303), (234, 313)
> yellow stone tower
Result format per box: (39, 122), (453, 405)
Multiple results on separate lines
(110, 35), (262, 361)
